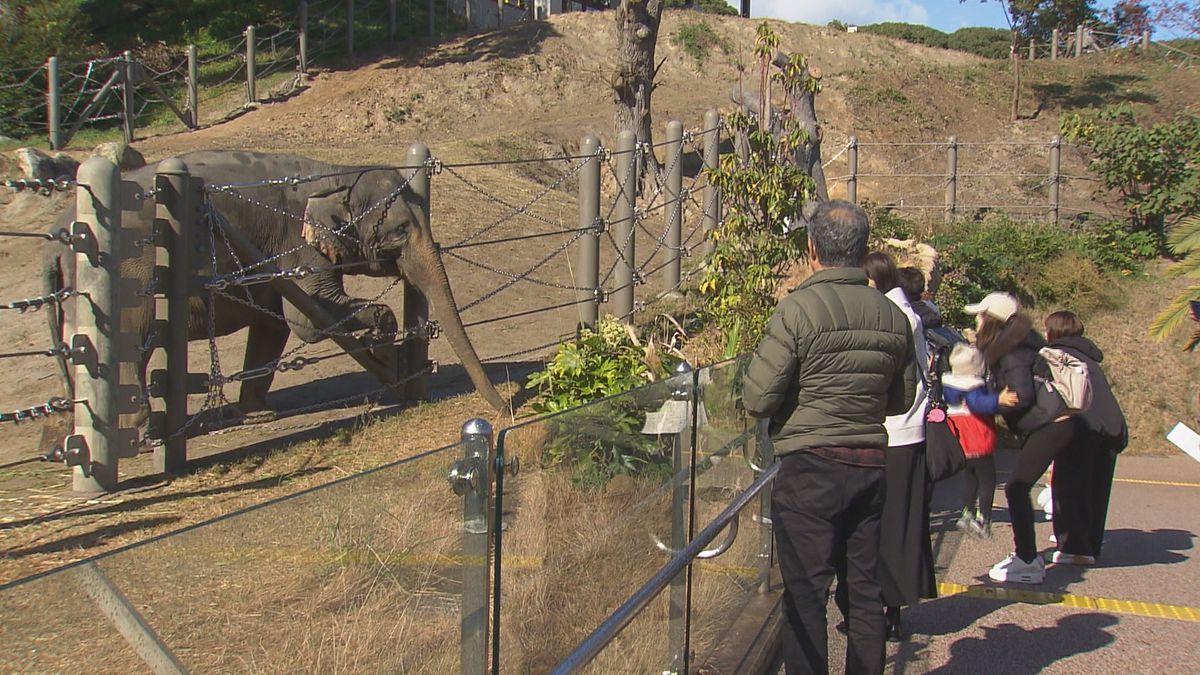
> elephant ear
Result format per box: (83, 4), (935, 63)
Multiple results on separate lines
(303, 186), (352, 264)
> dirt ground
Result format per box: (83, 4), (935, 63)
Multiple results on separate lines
(0, 11), (1196, 583)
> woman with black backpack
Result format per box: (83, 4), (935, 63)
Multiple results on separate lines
(1043, 311), (1128, 565)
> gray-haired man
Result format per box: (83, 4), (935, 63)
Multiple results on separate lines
(743, 200), (914, 674)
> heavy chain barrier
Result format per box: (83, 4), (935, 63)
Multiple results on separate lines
(0, 397), (74, 425)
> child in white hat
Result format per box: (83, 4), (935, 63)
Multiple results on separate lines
(944, 343), (1017, 537)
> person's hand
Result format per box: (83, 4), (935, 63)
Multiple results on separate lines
(998, 387), (1018, 407)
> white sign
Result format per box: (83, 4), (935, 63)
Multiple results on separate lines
(1166, 422), (1200, 464)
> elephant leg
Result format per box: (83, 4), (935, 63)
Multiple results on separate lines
(238, 319), (291, 414)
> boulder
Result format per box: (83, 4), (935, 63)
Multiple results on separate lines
(772, 237), (942, 301)
(91, 142), (146, 170)
(6, 147), (78, 181)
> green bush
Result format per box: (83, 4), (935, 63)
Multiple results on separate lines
(828, 19), (848, 32)
(665, 0), (738, 15)
(672, 20), (729, 66)
(860, 22), (949, 50)
(948, 27), (1011, 59)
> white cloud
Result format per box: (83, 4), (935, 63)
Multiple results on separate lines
(752, 0), (931, 28)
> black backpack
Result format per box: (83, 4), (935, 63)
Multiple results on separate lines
(924, 325), (967, 376)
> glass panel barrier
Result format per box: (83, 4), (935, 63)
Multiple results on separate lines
(493, 375), (689, 673)
(0, 444), (480, 674)
(688, 356), (775, 667)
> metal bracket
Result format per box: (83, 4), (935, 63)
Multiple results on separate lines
(448, 459), (478, 496)
(61, 434), (91, 471)
(69, 221), (98, 260)
(148, 370), (209, 398)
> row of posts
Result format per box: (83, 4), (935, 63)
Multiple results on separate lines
(1028, 26), (1152, 60)
(573, 109), (722, 330)
(843, 135), (1065, 224)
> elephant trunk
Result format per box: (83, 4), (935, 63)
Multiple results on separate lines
(402, 242), (508, 413)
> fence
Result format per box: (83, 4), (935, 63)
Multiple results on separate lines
(0, 356), (777, 674)
(0, 111), (721, 493)
(0, 0), (464, 148)
(1020, 25), (1198, 67)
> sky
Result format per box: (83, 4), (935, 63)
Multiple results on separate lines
(740, 0), (1126, 34)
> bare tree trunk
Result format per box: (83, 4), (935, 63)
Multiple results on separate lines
(1010, 30), (1021, 121)
(613, 0), (663, 182)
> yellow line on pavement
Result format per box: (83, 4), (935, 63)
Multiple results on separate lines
(1113, 478), (1200, 488)
(937, 582), (1200, 623)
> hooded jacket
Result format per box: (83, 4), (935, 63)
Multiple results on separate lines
(883, 286), (930, 446)
(981, 314), (1054, 434)
(742, 267), (915, 456)
(1048, 334), (1128, 450)
(942, 373), (1000, 458)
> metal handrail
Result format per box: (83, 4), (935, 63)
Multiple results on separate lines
(550, 460), (781, 675)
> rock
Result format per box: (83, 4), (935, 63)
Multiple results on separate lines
(772, 237), (943, 301)
(91, 142), (146, 171)
(7, 147), (77, 181)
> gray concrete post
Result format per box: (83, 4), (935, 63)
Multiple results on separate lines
(389, 0), (398, 42)
(187, 45), (199, 128)
(613, 130), (637, 324)
(404, 144), (433, 402)
(155, 160), (196, 473)
(452, 418), (494, 675)
(664, 120), (684, 297)
(298, 1), (310, 80)
(47, 57), (62, 150)
(577, 135), (600, 332)
(847, 136), (859, 204)
(1142, 30), (1150, 51)
(347, 0), (355, 58)
(945, 137), (958, 223)
(1076, 25), (1084, 57)
(70, 158), (133, 492)
(1049, 136), (1062, 225)
(1052, 28), (1060, 60)
(245, 25), (257, 103)
(699, 108), (721, 261)
(121, 51), (135, 144)
(1030, 38), (1037, 60)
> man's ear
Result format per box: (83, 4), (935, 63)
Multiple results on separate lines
(302, 186), (351, 263)
(807, 237), (819, 265)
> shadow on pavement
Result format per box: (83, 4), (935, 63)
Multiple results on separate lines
(925, 612), (1118, 674)
(1094, 527), (1195, 568)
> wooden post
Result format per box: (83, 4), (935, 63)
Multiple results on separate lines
(1142, 30), (1150, 51)
(613, 130), (637, 324)
(187, 45), (199, 128)
(1076, 25), (1084, 57)
(700, 108), (720, 260)
(347, 0), (355, 58)
(847, 136), (859, 204)
(121, 51), (135, 144)
(664, 120), (683, 297)
(577, 135), (600, 332)
(47, 57), (61, 151)
(403, 144), (433, 402)
(1049, 136), (1061, 225)
(245, 25), (257, 103)
(1030, 38), (1037, 60)
(944, 136), (957, 223)
(298, 1), (310, 81)
(1052, 28), (1059, 60)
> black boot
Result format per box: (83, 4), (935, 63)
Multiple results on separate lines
(885, 606), (902, 642)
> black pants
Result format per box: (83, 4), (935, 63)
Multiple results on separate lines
(1005, 420), (1075, 562)
(772, 452), (885, 675)
(963, 456), (997, 523)
(1052, 428), (1118, 557)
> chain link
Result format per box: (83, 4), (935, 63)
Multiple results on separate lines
(0, 288), (81, 312)
(442, 156), (586, 245)
(0, 396), (73, 424)
(3, 177), (75, 194)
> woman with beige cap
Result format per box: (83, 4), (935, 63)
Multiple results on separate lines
(968, 292), (1074, 585)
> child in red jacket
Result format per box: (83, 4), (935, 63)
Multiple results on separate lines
(945, 343), (1017, 537)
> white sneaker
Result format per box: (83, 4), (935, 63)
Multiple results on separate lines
(988, 553), (1046, 584)
(1046, 550), (1096, 566)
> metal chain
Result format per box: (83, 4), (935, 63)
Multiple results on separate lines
(448, 228), (592, 312)
(0, 288), (81, 312)
(445, 155), (588, 247)
(0, 396), (74, 425)
(3, 177), (74, 194)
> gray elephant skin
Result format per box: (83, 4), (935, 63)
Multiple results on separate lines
(44, 150), (508, 421)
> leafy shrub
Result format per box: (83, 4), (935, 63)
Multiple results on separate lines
(672, 20), (729, 66)
(863, 200), (918, 243)
(1150, 214), (1200, 349)
(947, 27), (1012, 59)
(860, 22), (949, 50)
(828, 19), (848, 32)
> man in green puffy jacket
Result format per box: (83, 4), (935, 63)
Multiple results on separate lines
(743, 200), (914, 675)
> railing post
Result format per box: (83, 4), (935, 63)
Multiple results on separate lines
(944, 136), (957, 223)
(664, 120), (684, 297)
(1076, 25), (1084, 57)
(68, 158), (137, 492)
(1142, 30), (1150, 51)
(1049, 136), (1061, 225)
(298, 1), (310, 82)
(121, 51), (135, 144)
(613, 129), (637, 324)
(847, 136), (859, 204)
(186, 45), (199, 128)
(389, 0), (398, 42)
(668, 362), (693, 672)
(577, 135), (600, 332)
(1030, 38), (1037, 60)
(151, 159), (198, 474)
(699, 108), (720, 261)
(47, 57), (62, 150)
(404, 144), (433, 402)
(1052, 28), (1060, 60)
(347, 0), (355, 58)
(450, 418), (494, 675)
(245, 25), (258, 104)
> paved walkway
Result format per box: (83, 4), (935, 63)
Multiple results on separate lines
(824, 451), (1200, 674)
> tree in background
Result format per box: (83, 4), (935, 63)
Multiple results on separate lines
(1106, 0), (1153, 35)
(664, 0), (737, 15)
(613, 0), (665, 181)
(1154, 1), (1200, 37)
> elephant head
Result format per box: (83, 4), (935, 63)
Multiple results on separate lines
(300, 170), (509, 413)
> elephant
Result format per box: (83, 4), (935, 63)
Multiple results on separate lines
(44, 150), (508, 425)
